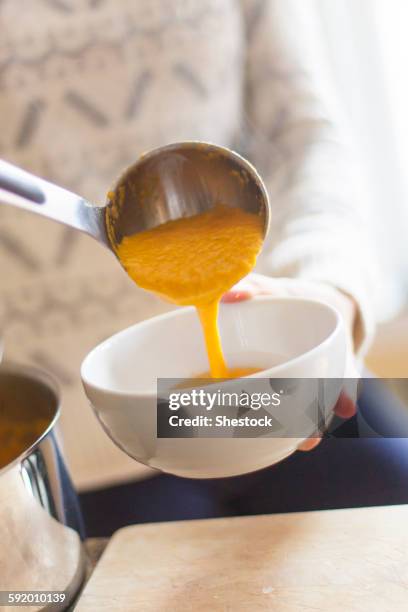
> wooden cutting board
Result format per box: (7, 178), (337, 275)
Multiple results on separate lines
(76, 505), (408, 611)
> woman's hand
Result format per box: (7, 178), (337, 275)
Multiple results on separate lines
(222, 273), (358, 451)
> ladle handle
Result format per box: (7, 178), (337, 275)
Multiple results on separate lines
(0, 159), (109, 247)
(0, 160), (46, 204)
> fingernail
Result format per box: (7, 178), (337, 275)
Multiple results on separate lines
(222, 290), (252, 303)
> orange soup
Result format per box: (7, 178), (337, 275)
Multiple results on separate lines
(112, 203), (264, 378)
(0, 416), (49, 468)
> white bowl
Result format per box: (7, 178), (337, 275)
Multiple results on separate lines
(81, 297), (346, 478)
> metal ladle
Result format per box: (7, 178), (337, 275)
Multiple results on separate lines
(0, 142), (270, 255)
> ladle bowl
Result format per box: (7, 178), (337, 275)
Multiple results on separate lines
(0, 141), (270, 255)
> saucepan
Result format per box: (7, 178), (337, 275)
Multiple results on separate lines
(0, 362), (86, 611)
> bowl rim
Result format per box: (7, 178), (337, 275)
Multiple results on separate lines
(81, 296), (345, 398)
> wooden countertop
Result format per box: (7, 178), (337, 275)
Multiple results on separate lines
(77, 505), (408, 611)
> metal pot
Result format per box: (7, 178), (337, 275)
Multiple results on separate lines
(0, 362), (86, 611)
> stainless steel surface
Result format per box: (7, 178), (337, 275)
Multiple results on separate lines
(0, 142), (270, 254)
(0, 160), (109, 247)
(0, 362), (86, 612)
(105, 141), (270, 249)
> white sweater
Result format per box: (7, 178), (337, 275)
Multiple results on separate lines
(0, 0), (375, 489)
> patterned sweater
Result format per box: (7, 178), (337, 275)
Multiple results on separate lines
(0, 0), (374, 489)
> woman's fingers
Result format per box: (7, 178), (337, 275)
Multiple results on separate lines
(221, 274), (275, 302)
(333, 391), (356, 419)
(298, 437), (322, 451)
(299, 392), (356, 452)
(221, 281), (259, 302)
(221, 289), (254, 303)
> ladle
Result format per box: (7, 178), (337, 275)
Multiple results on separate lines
(0, 142), (270, 255)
